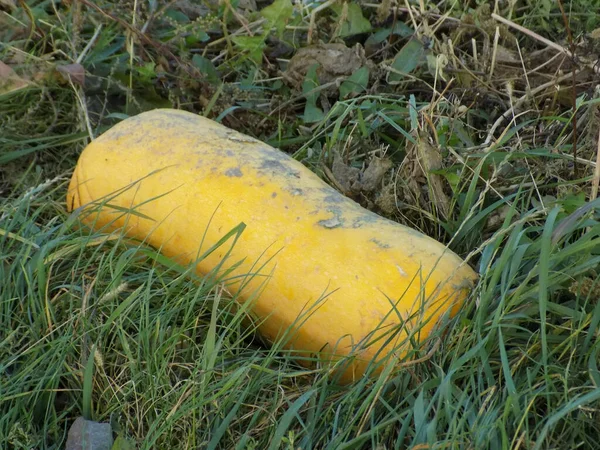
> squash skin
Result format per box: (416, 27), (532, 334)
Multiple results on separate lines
(67, 109), (477, 382)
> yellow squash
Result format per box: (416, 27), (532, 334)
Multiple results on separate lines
(67, 109), (477, 382)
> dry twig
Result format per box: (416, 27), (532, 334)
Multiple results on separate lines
(483, 70), (578, 148)
(491, 12), (600, 74)
(591, 128), (600, 200)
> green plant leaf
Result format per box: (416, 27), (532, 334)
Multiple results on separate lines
(389, 37), (426, 82)
(164, 8), (189, 23)
(112, 434), (137, 450)
(267, 390), (316, 450)
(303, 102), (325, 123)
(302, 64), (324, 123)
(331, 3), (371, 38)
(135, 62), (156, 83)
(261, 0), (293, 37)
(186, 29), (210, 45)
(192, 54), (219, 84)
(339, 66), (369, 99)
(82, 345), (96, 420)
(219, 0), (240, 22)
(365, 22), (414, 48)
(232, 35), (266, 65)
(302, 64), (319, 101)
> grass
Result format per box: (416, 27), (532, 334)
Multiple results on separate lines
(2, 0), (600, 448)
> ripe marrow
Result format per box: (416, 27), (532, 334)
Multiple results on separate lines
(67, 109), (477, 382)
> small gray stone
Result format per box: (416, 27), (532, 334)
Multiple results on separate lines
(66, 417), (113, 450)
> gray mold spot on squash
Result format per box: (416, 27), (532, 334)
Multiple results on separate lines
(225, 167), (243, 177)
(370, 238), (391, 249)
(261, 158), (287, 171)
(318, 217), (343, 228)
(323, 192), (346, 204)
(351, 213), (382, 228)
(261, 158), (301, 178)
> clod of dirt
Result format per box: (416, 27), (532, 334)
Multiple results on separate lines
(173, 0), (255, 20)
(283, 43), (369, 94)
(266, 36), (294, 59)
(331, 153), (393, 197)
(0, 0), (16, 12)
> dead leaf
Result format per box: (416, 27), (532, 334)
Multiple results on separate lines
(0, 61), (29, 94)
(375, 182), (398, 216)
(331, 152), (361, 195)
(0, 0), (16, 11)
(56, 63), (85, 87)
(495, 44), (519, 64)
(361, 157), (393, 192)
(397, 132), (451, 218)
(376, 0), (392, 22)
(0, 61), (14, 78)
(485, 205), (510, 231)
(283, 43), (369, 95)
(415, 134), (450, 218)
(329, 153), (393, 198)
(173, 0), (211, 19)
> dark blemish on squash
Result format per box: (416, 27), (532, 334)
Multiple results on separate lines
(225, 167), (243, 177)
(290, 188), (303, 196)
(325, 205), (343, 216)
(225, 150), (235, 157)
(261, 158), (302, 178)
(271, 192), (277, 198)
(316, 206), (347, 228)
(352, 213), (380, 228)
(261, 159), (287, 171)
(132, 136), (146, 146)
(370, 238), (391, 249)
(260, 148), (289, 161)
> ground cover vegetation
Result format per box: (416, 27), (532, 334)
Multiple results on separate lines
(2, 0), (600, 448)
